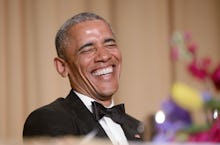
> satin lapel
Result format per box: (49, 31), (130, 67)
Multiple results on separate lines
(121, 124), (137, 141)
(64, 90), (108, 138)
(120, 114), (144, 142)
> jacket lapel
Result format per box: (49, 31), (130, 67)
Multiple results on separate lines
(120, 114), (144, 142)
(64, 90), (108, 138)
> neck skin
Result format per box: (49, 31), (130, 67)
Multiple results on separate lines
(98, 99), (113, 107)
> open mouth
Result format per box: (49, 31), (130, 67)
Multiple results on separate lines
(92, 66), (114, 76)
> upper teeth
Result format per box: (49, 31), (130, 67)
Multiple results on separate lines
(93, 67), (113, 76)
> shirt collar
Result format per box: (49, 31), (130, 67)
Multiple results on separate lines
(74, 91), (114, 112)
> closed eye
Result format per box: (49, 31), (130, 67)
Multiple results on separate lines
(104, 38), (117, 47)
(78, 42), (95, 54)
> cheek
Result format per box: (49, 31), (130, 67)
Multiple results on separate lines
(77, 56), (93, 75)
(113, 50), (122, 64)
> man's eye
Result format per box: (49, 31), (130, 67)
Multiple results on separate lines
(79, 47), (95, 54)
(105, 42), (117, 48)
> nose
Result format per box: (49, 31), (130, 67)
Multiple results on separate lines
(94, 46), (111, 62)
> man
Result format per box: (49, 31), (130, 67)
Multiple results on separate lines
(23, 12), (144, 145)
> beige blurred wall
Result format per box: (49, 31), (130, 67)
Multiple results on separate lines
(0, 0), (220, 140)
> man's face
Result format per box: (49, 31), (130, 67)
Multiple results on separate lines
(64, 20), (122, 102)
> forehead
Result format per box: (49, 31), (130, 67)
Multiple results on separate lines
(68, 20), (113, 38)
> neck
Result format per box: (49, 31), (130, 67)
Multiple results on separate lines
(97, 99), (113, 107)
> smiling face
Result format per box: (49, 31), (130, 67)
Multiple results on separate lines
(61, 20), (122, 105)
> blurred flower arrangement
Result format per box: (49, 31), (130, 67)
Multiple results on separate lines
(150, 31), (220, 142)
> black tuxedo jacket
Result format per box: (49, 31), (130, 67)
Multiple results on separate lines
(23, 90), (144, 142)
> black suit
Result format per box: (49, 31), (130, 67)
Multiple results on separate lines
(23, 90), (144, 142)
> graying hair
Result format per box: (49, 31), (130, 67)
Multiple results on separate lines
(55, 12), (111, 59)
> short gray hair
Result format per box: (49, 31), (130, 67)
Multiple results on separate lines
(55, 12), (111, 59)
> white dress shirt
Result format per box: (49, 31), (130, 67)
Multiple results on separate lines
(75, 91), (129, 145)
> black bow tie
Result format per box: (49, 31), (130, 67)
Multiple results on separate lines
(92, 101), (125, 124)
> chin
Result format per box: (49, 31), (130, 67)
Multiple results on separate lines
(98, 89), (117, 100)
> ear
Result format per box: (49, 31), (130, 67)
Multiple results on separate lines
(54, 57), (69, 77)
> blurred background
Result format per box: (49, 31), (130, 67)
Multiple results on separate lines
(0, 0), (220, 142)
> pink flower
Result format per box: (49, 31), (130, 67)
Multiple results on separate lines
(171, 47), (179, 60)
(210, 118), (220, 142)
(184, 32), (192, 42)
(187, 58), (211, 80)
(188, 117), (220, 142)
(211, 65), (220, 91)
(188, 131), (211, 142)
(187, 43), (198, 55)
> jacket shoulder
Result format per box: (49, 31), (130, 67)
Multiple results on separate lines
(23, 98), (74, 137)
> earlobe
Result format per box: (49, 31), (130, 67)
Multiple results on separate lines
(54, 57), (68, 77)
